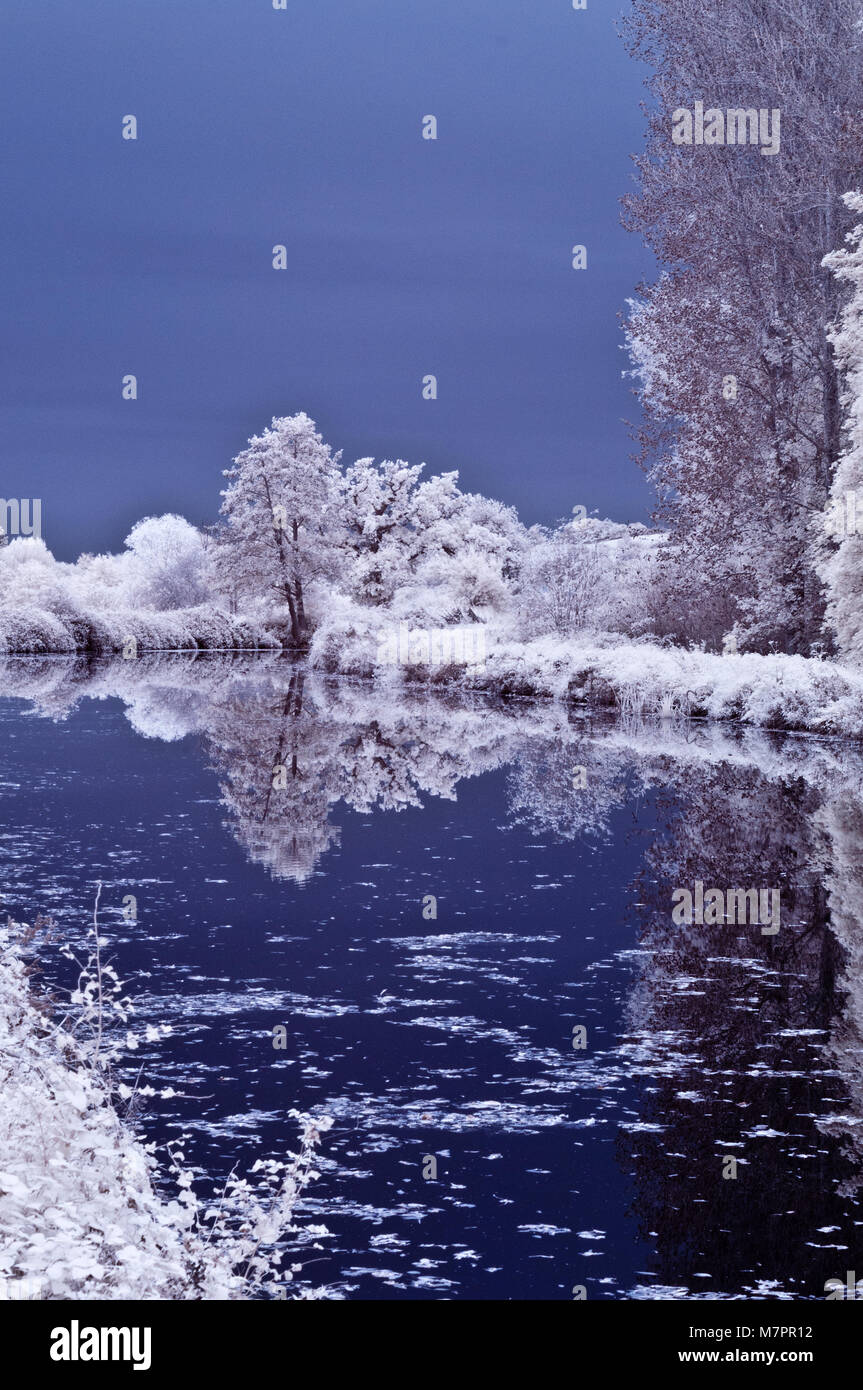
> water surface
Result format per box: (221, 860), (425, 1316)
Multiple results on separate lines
(2, 655), (861, 1300)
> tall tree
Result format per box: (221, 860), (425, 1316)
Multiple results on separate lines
(622, 0), (863, 652)
(820, 193), (863, 663)
(219, 413), (343, 646)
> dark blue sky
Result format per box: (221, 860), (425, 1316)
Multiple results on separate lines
(0, 0), (656, 560)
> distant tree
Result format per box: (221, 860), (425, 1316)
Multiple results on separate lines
(338, 457), (426, 605)
(122, 514), (210, 612)
(0, 537), (79, 616)
(339, 457), (525, 621)
(220, 414), (344, 646)
(518, 518), (660, 638)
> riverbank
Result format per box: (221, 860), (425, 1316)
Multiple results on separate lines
(308, 628), (863, 740)
(4, 605), (863, 741)
(0, 607), (279, 656)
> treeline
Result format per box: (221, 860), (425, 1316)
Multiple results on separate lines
(622, 0), (863, 655)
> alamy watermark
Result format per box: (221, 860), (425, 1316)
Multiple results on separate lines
(672, 881), (780, 936)
(50, 1322), (151, 1370)
(825, 1271), (863, 1299)
(377, 622), (486, 670)
(0, 498), (42, 540)
(672, 103), (781, 157)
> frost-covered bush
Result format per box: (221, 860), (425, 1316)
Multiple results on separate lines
(516, 519), (663, 640)
(0, 538), (81, 618)
(70, 550), (131, 612)
(0, 605), (78, 654)
(307, 593), (382, 676)
(0, 521), (282, 653)
(0, 606), (279, 656)
(84, 608), (281, 654)
(402, 548), (512, 626)
(469, 639), (863, 737)
(0, 903), (334, 1301)
(309, 622), (863, 739)
(122, 514), (211, 612)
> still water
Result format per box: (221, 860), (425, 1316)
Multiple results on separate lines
(1, 654), (861, 1300)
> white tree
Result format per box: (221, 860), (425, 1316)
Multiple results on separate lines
(70, 551), (133, 612)
(0, 537), (79, 617)
(517, 518), (660, 638)
(337, 457), (525, 623)
(395, 477), (525, 623)
(820, 192), (863, 663)
(622, 0), (863, 653)
(220, 414), (344, 645)
(122, 514), (211, 612)
(338, 457), (426, 605)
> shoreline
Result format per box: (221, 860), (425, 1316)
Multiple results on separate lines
(1, 633), (863, 742)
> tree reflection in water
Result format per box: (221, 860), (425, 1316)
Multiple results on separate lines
(3, 653), (863, 1298)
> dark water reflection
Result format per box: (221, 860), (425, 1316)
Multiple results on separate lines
(1, 654), (862, 1300)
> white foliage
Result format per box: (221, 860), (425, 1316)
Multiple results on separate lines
(0, 911), (334, 1301)
(821, 190), (863, 664)
(122, 514), (211, 612)
(0, 538), (80, 618)
(517, 518), (662, 639)
(219, 413), (344, 643)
